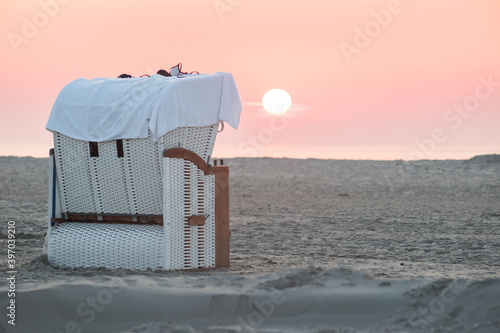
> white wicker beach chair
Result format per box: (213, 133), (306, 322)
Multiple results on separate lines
(45, 72), (240, 271)
(46, 125), (230, 270)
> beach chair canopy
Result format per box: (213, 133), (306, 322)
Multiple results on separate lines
(46, 72), (242, 142)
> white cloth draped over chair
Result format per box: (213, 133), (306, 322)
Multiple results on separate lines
(46, 72), (241, 142)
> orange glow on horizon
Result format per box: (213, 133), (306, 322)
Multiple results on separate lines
(1, 0), (499, 160)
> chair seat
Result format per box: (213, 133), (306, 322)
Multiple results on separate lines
(48, 223), (164, 270)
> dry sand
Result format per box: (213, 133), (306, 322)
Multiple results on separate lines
(1, 155), (499, 332)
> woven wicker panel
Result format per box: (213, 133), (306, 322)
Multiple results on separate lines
(90, 140), (131, 214)
(53, 133), (96, 213)
(157, 125), (218, 162)
(123, 133), (163, 215)
(48, 223), (163, 270)
(163, 159), (216, 270)
(52, 124), (218, 216)
(163, 158), (185, 269)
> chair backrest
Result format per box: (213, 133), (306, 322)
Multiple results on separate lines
(52, 124), (218, 216)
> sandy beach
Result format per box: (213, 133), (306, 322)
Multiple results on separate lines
(1, 155), (499, 332)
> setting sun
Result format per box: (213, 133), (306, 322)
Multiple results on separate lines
(262, 89), (292, 115)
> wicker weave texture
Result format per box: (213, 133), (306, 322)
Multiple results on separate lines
(49, 124), (219, 271)
(53, 125), (217, 215)
(163, 159), (216, 270)
(48, 223), (164, 270)
(54, 134), (96, 213)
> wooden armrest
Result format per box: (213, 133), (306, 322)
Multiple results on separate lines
(163, 148), (212, 175)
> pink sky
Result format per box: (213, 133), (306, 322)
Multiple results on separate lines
(1, 0), (499, 159)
